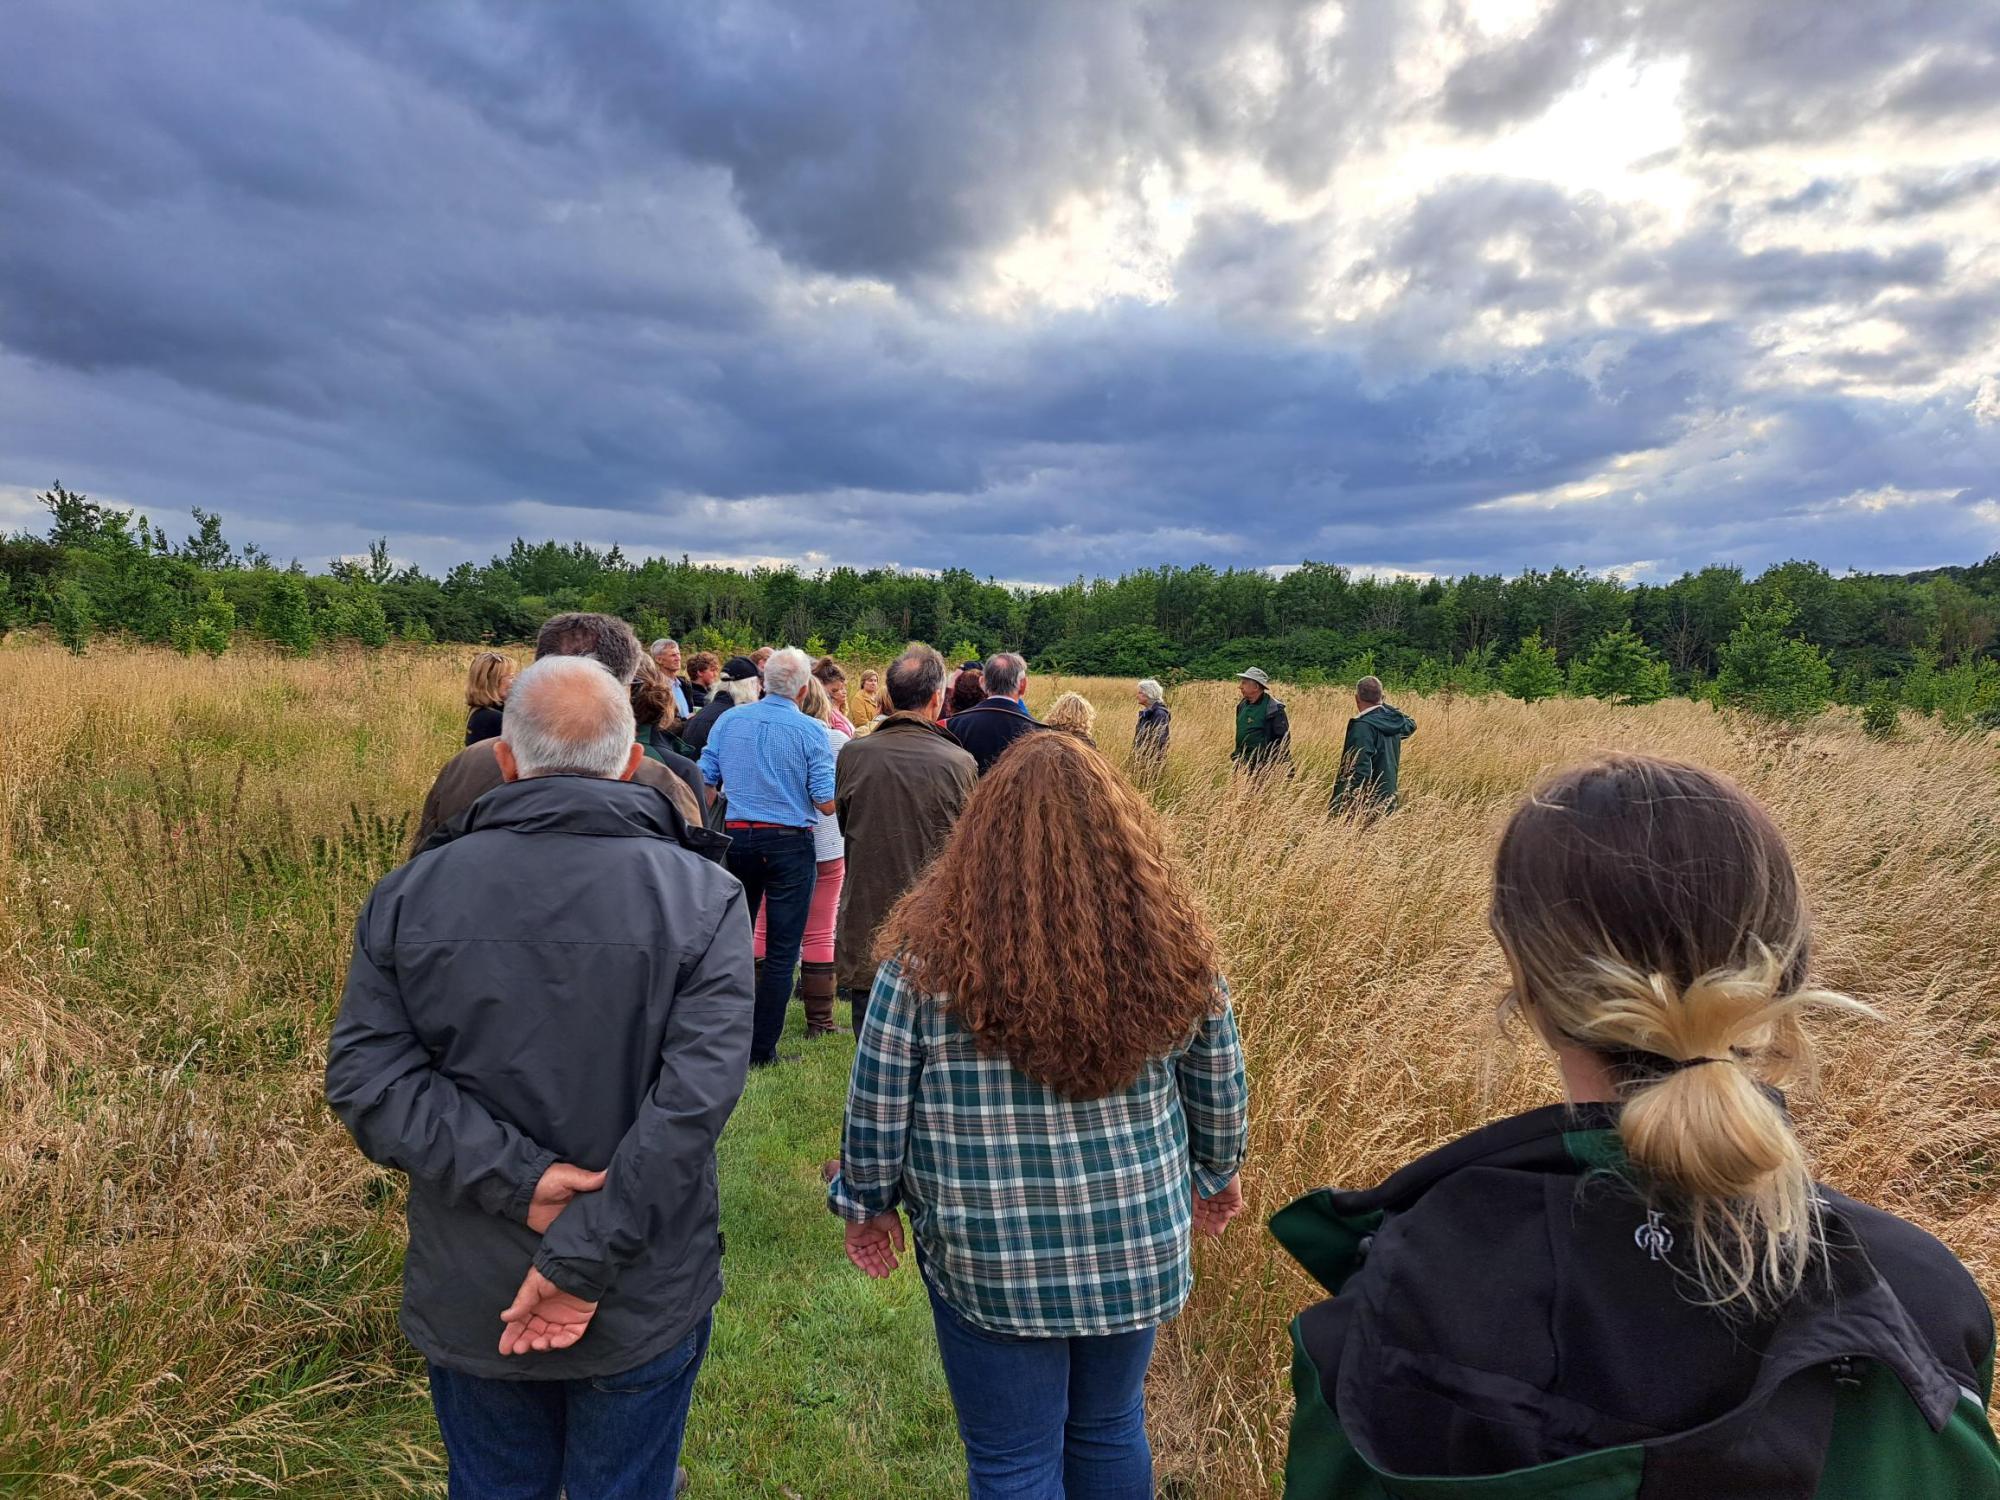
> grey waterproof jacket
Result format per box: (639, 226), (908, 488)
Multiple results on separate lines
(326, 775), (752, 1379)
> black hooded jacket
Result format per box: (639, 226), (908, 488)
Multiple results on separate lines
(1275, 1103), (1998, 1497)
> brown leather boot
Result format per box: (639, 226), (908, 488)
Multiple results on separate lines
(801, 961), (846, 1036)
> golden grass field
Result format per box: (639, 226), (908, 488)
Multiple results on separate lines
(2, 639), (1996, 1496)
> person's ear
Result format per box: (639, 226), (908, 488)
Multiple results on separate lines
(619, 742), (644, 782)
(495, 740), (522, 782)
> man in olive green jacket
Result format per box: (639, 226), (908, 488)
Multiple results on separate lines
(1233, 667), (1292, 771)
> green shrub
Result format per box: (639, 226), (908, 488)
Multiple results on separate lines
(1714, 593), (1833, 726)
(1861, 683), (1901, 740)
(52, 578), (93, 655)
(256, 574), (316, 656)
(1576, 624), (1670, 704)
(1500, 631), (1563, 702)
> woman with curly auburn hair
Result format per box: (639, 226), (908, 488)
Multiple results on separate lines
(827, 731), (1249, 1498)
(463, 651), (514, 745)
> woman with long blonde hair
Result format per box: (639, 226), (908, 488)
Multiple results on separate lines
(1277, 756), (1999, 1497)
(828, 732), (1249, 1497)
(463, 651), (514, 745)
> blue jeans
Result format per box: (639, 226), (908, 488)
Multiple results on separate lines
(925, 1278), (1157, 1500)
(427, 1314), (710, 1500)
(725, 825), (818, 1063)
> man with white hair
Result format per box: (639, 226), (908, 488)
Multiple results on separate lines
(328, 655), (751, 1498)
(699, 645), (839, 1066)
(1133, 677), (1171, 768)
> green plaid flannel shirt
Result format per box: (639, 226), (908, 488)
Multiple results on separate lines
(827, 956), (1249, 1338)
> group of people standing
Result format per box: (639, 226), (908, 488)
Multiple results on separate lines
(327, 612), (1998, 1500)
(1228, 666), (1419, 815)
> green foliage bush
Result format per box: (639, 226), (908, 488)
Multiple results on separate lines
(1576, 623), (1670, 705)
(52, 577), (93, 655)
(258, 574), (316, 656)
(1715, 593), (1834, 726)
(1500, 631), (1563, 702)
(1861, 683), (1901, 740)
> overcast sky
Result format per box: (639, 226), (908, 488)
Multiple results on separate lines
(6, 0), (1999, 584)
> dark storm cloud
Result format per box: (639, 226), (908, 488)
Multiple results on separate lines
(305, 0), (1415, 286)
(2, 0), (1996, 586)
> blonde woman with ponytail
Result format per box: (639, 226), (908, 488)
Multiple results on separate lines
(1276, 756), (1999, 1499)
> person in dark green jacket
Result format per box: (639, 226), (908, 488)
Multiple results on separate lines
(1233, 668), (1292, 771)
(1329, 676), (1415, 816)
(1276, 755), (1999, 1499)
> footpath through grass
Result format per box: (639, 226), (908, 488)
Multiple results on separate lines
(682, 1014), (961, 1496)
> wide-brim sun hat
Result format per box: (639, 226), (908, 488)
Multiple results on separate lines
(1237, 667), (1271, 687)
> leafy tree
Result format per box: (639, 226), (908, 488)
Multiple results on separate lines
(1714, 593), (1834, 726)
(1901, 646), (1941, 713)
(1861, 682), (1900, 740)
(1933, 659), (2000, 732)
(42, 482), (132, 553)
(257, 574), (316, 655)
(1500, 631), (1564, 702)
(51, 577), (94, 654)
(1577, 624), (1669, 704)
(193, 588), (236, 657)
(182, 508), (236, 570)
(321, 582), (391, 647)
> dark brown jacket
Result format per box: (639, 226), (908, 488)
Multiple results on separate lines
(832, 713), (977, 992)
(412, 740), (703, 856)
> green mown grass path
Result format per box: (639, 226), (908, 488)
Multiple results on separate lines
(680, 1014), (961, 1496)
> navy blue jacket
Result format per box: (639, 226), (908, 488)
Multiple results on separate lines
(945, 697), (1047, 776)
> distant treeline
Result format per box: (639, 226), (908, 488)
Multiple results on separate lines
(5, 482), (1998, 729)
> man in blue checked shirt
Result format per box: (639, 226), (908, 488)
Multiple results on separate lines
(699, 645), (838, 1067)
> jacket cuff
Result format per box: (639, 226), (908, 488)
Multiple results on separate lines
(506, 1146), (561, 1225)
(826, 1173), (899, 1224)
(1191, 1163), (1235, 1200)
(532, 1243), (612, 1303)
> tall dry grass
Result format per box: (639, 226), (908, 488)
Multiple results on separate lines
(1042, 674), (2000, 1495)
(1, 645), (468, 1495)
(1, 642), (1994, 1496)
